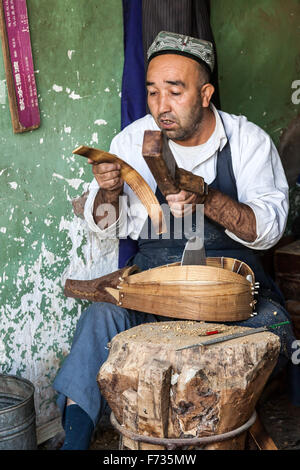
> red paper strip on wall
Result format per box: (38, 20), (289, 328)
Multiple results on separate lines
(0, 0), (40, 133)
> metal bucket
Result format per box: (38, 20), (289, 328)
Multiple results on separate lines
(0, 374), (37, 450)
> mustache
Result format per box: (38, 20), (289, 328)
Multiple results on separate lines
(158, 113), (178, 123)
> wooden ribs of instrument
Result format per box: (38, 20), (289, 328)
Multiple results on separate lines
(65, 258), (256, 322)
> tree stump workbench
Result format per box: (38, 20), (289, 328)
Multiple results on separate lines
(98, 321), (280, 450)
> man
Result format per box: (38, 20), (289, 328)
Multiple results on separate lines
(53, 32), (294, 450)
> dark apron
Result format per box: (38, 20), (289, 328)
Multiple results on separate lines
(129, 137), (282, 303)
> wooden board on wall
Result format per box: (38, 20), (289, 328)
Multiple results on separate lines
(0, 0), (40, 133)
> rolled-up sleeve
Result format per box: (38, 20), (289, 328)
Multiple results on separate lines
(83, 132), (130, 239)
(225, 121), (289, 250)
(83, 182), (130, 238)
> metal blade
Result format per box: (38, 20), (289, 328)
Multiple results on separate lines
(176, 327), (268, 351)
(181, 236), (206, 266)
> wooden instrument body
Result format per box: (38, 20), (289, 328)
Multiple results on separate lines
(65, 257), (256, 322)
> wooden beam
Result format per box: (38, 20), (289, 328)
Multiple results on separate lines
(249, 415), (278, 450)
(0, 0), (40, 133)
(0, 0), (20, 132)
(36, 416), (64, 446)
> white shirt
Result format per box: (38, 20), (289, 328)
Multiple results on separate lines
(84, 105), (289, 250)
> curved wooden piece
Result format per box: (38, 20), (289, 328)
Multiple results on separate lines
(125, 262), (254, 287)
(125, 257), (255, 284)
(64, 265), (139, 303)
(73, 145), (167, 234)
(109, 289), (252, 322)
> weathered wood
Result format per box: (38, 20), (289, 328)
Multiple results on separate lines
(274, 239), (300, 275)
(137, 360), (172, 450)
(122, 389), (139, 450)
(142, 130), (180, 195)
(274, 240), (300, 301)
(249, 415), (278, 450)
(142, 130), (207, 198)
(36, 417), (64, 446)
(98, 321), (280, 450)
(73, 145), (167, 235)
(176, 167), (207, 198)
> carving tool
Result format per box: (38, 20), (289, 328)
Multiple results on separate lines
(181, 236), (206, 266)
(142, 130), (208, 266)
(142, 130), (208, 198)
(176, 321), (291, 351)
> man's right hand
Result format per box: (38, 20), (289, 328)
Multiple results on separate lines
(88, 160), (124, 192)
(89, 161), (123, 228)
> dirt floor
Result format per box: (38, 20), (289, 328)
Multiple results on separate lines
(256, 377), (300, 450)
(41, 371), (300, 451)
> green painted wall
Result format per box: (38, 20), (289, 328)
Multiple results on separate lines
(0, 0), (124, 425)
(211, 0), (300, 145)
(0, 0), (299, 427)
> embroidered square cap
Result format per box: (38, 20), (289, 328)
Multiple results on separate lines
(147, 31), (215, 73)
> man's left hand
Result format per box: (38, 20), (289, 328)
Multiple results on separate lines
(166, 190), (201, 218)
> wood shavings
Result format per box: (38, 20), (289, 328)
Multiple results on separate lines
(120, 321), (254, 349)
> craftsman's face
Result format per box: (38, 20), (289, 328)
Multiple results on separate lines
(146, 54), (210, 144)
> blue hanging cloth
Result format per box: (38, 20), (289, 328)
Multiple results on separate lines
(121, 0), (147, 129)
(119, 0), (146, 268)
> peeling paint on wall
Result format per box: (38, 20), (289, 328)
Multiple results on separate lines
(0, 79), (6, 104)
(68, 91), (82, 100)
(94, 119), (107, 126)
(0, 0), (123, 428)
(52, 172), (85, 190)
(90, 132), (98, 145)
(67, 50), (75, 60)
(52, 84), (63, 93)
